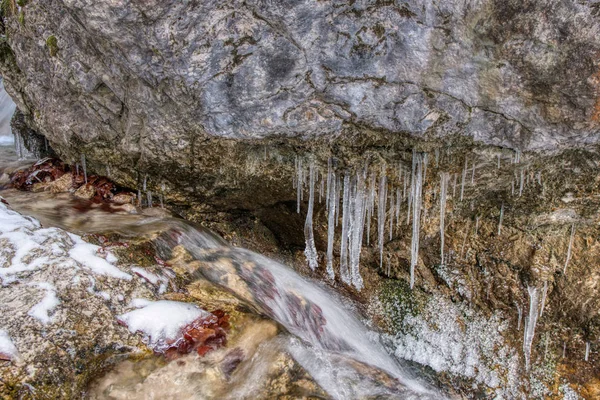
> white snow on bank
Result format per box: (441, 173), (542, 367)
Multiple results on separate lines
(68, 233), (132, 280)
(118, 300), (210, 351)
(0, 330), (19, 361)
(0, 136), (14, 145)
(131, 267), (169, 293)
(27, 282), (60, 324)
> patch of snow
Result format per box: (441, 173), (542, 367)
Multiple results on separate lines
(68, 233), (132, 280)
(131, 267), (160, 285)
(0, 330), (19, 361)
(560, 384), (581, 400)
(27, 282), (60, 325)
(118, 300), (210, 351)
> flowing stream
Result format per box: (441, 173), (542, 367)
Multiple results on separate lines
(0, 145), (446, 399)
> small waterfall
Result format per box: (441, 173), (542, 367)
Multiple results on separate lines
(326, 162), (336, 280)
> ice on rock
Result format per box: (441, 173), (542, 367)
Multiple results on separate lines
(118, 300), (211, 352)
(497, 203), (504, 235)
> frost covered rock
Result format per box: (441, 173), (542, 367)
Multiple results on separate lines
(0, 200), (166, 398)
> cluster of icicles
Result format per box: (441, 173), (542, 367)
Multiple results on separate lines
(294, 150), (428, 291)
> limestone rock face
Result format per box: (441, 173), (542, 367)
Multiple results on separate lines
(2, 1), (600, 153)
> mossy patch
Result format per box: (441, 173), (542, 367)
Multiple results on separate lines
(378, 279), (426, 333)
(46, 35), (58, 57)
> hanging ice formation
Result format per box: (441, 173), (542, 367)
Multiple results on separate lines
(389, 190), (394, 241)
(523, 285), (540, 371)
(516, 302), (523, 330)
(81, 154), (87, 184)
(340, 173), (351, 284)
(410, 151), (425, 289)
(304, 161), (318, 271)
(564, 223), (575, 273)
(348, 170), (366, 290)
(296, 157), (303, 213)
(539, 281), (549, 317)
(498, 203), (504, 235)
(519, 169), (524, 197)
(460, 159), (467, 201)
(325, 160), (336, 280)
(585, 342), (590, 361)
(439, 172), (449, 265)
(378, 167), (388, 269)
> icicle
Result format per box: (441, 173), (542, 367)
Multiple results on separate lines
(76, 163), (80, 176)
(81, 154), (87, 184)
(564, 223), (575, 274)
(106, 165), (111, 176)
(410, 151), (425, 289)
(452, 173), (457, 199)
(335, 174), (341, 228)
(475, 216), (480, 236)
(137, 189), (142, 207)
(378, 168), (388, 268)
(497, 154), (501, 169)
(340, 173), (351, 284)
(460, 220), (470, 260)
(349, 170), (366, 290)
(319, 178), (324, 204)
(536, 171), (542, 186)
(143, 174), (147, 191)
(460, 159), (467, 201)
(326, 170), (336, 280)
(403, 171), (408, 199)
(366, 173), (375, 246)
(516, 302), (523, 330)
(471, 161), (475, 184)
(563, 342), (567, 358)
(326, 158), (332, 211)
(422, 153), (429, 183)
(406, 167), (412, 224)
(539, 281), (548, 317)
(293, 157), (298, 189)
(519, 169), (524, 197)
(147, 191), (153, 208)
(395, 187), (401, 227)
(44, 137), (48, 152)
(264, 145), (267, 161)
(296, 158), (303, 213)
(511, 180), (515, 196)
(498, 203), (504, 235)
(388, 190), (394, 241)
(439, 172), (449, 265)
(435, 148), (440, 166)
(304, 161), (318, 271)
(523, 286), (540, 371)
(585, 342), (590, 361)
